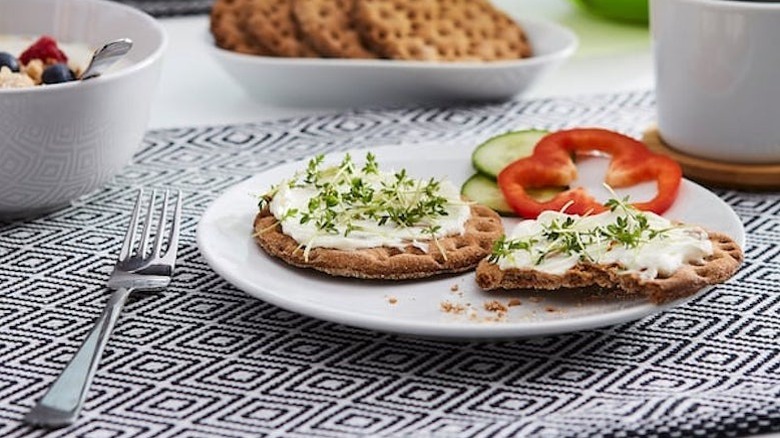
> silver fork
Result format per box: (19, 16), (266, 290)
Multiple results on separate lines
(24, 189), (183, 428)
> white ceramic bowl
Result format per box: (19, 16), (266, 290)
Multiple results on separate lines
(208, 17), (577, 107)
(0, 0), (166, 219)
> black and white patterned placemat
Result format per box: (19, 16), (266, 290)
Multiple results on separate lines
(112, 0), (211, 17)
(1, 91), (778, 438)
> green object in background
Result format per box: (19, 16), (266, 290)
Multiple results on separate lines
(571, 0), (649, 24)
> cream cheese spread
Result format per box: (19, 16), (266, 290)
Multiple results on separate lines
(492, 202), (713, 280)
(264, 153), (470, 252)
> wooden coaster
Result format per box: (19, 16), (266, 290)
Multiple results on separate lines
(643, 127), (780, 190)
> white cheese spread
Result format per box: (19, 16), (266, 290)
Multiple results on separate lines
(492, 203), (713, 280)
(264, 153), (470, 252)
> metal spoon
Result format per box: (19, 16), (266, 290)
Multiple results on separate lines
(79, 38), (133, 81)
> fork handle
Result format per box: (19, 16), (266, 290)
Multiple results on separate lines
(25, 287), (133, 428)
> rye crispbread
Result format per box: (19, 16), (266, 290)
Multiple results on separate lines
(253, 204), (503, 280)
(475, 231), (743, 304)
(293, 0), (378, 58)
(353, 0), (532, 61)
(211, 0), (534, 62)
(244, 0), (321, 57)
(210, 0), (272, 55)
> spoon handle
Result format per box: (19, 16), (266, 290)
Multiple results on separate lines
(80, 38), (133, 81)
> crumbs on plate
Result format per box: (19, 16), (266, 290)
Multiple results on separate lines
(440, 299), (518, 323)
(483, 300), (508, 322)
(440, 300), (467, 314)
(484, 300), (508, 313)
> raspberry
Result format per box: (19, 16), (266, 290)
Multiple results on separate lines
(19, 35), (68, 65)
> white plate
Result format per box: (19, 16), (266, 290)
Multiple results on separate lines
(197, 141), (745, 340)
(208, 17), (577, 107)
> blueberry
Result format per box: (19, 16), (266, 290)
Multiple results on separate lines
(0, 51), (19, 72)
(41, 63), (75, 84)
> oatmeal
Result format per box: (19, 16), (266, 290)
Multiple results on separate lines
(0, 66), (34, 88)
(0, 35), (90, 89)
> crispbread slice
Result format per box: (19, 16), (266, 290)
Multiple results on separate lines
(254, 204), (503, 280)
(293, 0), (378, 58)
(210, 0), (273, 55)
(475, 231), (743, 303)
(244, 0), (321, 57)
(354, 0), (532, 61)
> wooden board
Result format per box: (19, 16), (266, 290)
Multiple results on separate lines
(643, 127), (780, 190)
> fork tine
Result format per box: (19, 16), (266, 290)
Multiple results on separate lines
(138, 190), (157, 257)
(151, 190), (170, 258)
(162, 190), (183, 265)
(118, 189), (144, 262)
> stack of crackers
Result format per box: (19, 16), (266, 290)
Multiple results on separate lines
(210, 0), (532, 61)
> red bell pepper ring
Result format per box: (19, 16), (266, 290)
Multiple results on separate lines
(497, 128), (683, 218)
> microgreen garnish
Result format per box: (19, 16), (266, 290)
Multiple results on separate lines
(488, 235), (536, 263)
(304, 154), (325, 184)
(601, 195), (673, 248)
(362, 152), (379, 174)
(257, 153), (461, 258)
(489, 196), (674, 266)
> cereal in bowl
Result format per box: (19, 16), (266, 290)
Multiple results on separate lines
(0, 35), (82, 89)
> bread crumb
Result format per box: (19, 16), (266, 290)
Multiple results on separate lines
(450, 284), (459, 292)
(483, 300), (508, 322)
(508, 298), (522, 307)
(545, 306), (557, 313)
(387, 296), (398, 305)
(484, 300), (508, 313)
(440, 300), (466, 314)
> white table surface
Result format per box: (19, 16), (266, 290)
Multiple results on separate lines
(147, 0), (653, 130)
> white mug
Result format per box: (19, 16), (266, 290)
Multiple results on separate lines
(651, 0), (780, 163)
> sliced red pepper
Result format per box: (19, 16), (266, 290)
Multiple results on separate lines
(497, 128), (683, 218)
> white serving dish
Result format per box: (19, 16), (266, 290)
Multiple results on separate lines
(208, 17), (577, 107)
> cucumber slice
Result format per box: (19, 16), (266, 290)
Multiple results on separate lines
(471, 130), (549, 178)
(461, 174), (566, 217)
(461, 174), (514, 215)
(527, 187), (566, 203)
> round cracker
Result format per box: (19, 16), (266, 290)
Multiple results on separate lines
(354, 0), (532, 61)
(254, 204), (504, 280)
(210, 0), (272, 55)
(293, 0), (378, 58)
(476, 231), (743, 304)
(244, 0), (321, 57)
